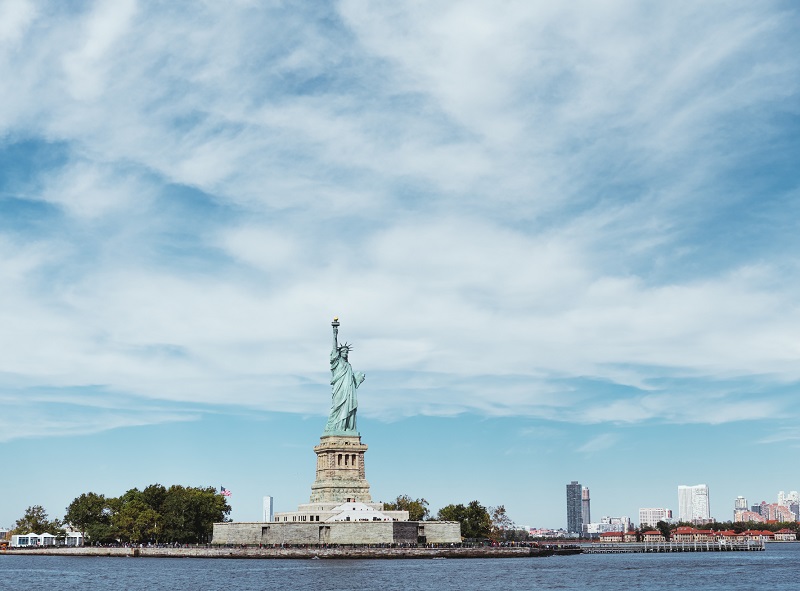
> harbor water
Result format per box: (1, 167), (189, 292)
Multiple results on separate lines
(2, 543), (799, 590)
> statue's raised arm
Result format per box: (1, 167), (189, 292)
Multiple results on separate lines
(332, 318), (339, 354)
(323, 318), (364, 435)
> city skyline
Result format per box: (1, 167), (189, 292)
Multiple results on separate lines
(2, 2), (800, 530)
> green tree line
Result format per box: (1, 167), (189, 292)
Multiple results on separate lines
(12, 484), (230, 545)
(384, 495), (530, 541)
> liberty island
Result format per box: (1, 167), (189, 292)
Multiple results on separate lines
(211, 318), (462, 546)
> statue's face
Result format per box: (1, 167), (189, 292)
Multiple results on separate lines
(340, 348), (349, 360)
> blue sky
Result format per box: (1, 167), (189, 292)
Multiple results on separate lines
(1, 0), (799, 530)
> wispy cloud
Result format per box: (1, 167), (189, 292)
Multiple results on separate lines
(1, 1), (799, 441)
(757, 428), (800, 445)
(576, 433), (619, 454)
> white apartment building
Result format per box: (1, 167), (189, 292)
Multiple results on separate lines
(678, 484), (710, 522)
(639, 508), (673, 527)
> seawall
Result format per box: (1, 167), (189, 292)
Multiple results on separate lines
(2, 546), (549, 559)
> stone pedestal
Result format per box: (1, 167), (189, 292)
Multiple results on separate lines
(309, 434), (372, 503)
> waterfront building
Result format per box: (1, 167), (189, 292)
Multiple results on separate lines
(581, 487), (591, 529)
(585, 522), (623, 536)
(566, 481), (583, 534)
(741, 530), (775, 542)
(529, 527), (568, 538)
(642, 530), (666, 543)
(677, 484), (710, 522)
(10, 531), (83, 547)
(775, 529), (797, 541)
(599, 531), (624, 543)
(638, 508), (673, 528)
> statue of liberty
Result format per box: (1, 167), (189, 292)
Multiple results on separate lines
(323, 318), (365, 434)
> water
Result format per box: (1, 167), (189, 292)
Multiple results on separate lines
(2, 544), (799, 591)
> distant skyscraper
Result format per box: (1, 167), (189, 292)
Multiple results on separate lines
(566, 481), (583, 534)
(678, 484), (710, 522)
(734, 496), (748, 514)
(581, 487), (591, 527)
(263, 496), (274, 522)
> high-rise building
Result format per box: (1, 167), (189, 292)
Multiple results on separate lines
(566, 481), (583, 535)
(581, 487), (591, 528)
(677, 484), (710, 522)
(639, 508), (673, 528)
(263, 496), (274, 522)
(734, 496), (748, 511)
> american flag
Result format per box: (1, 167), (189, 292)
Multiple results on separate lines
(220, 486), (232, 497)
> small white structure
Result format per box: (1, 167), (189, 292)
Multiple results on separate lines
(10, 531), (83, 547)
(11, 533), (39, 547)
(326, 501), (392, 522)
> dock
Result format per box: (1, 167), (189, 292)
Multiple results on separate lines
(581, 541), (765, 553)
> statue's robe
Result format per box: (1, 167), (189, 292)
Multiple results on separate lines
(324, 348), (362, 433)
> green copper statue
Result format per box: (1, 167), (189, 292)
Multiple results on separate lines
(323, 318), (366, 435)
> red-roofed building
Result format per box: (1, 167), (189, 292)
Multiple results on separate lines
(672, 526), (698, 542)
(642, 530), (666, 543)
(774, 529), (797, 541)
(599, 531), (624, 543)
(741, 530), (775, 541)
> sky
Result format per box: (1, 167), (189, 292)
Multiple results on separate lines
(1, 0), (799, 531)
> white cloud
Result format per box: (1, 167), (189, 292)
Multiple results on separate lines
(61, 0), (138, 100)
(0, 1), (798, 440)
(0, 0), (36, 45)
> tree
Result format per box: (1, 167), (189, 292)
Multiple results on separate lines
(114, 499), (160, 543)
(384, 495), (430, 521)
(437, 500), (491, 540)
(12, 505), (62, 535)
(142, 484), (167, 514)
(161, 485), (230, 543)
(65, 483), (231, 544)
(656, 520), (671, 541)
(65, 492), (111, 544)
(489, 505), (516, 541)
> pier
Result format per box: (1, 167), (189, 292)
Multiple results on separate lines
(582, 540), (765, 554)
